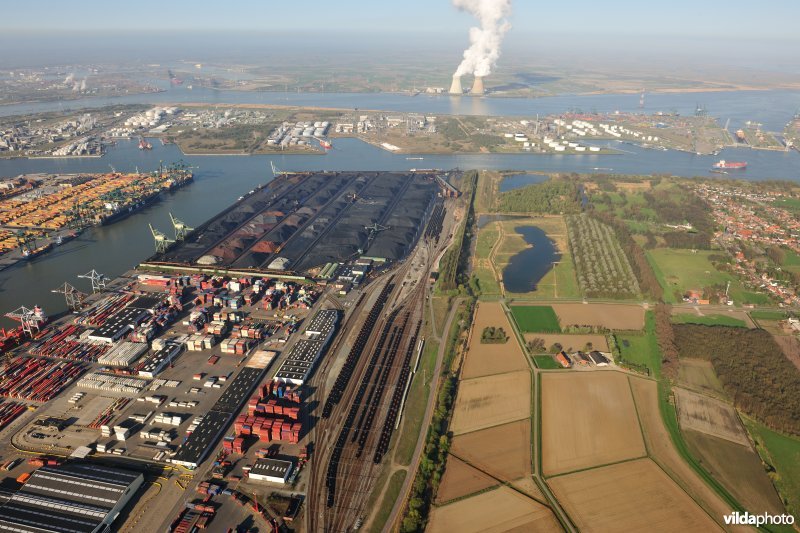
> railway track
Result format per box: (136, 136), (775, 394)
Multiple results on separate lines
(323, 271), (426, 531)
(307, 207), (449, 531)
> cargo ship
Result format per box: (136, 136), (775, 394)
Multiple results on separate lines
(55, 232), (78, 246)
(138, 137), (153, 150)
(712, 160), (747, 170)
(99, 170), (193, 225)
(22, 243), (53, 260)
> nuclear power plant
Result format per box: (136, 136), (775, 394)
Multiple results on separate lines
(449, 74), (486, 96)
(471, 76), (485, 95)
(449, 75), (463, 95)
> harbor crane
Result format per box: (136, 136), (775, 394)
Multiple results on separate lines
(78, 270), (108, 293)
(169, 212), (193, 241)
(362, 222), (389, 251)
(149, 224), (174, 254)
(52, 283), (86, 311)
(5, 306), (46, 337)
(270, 161), (290, 176)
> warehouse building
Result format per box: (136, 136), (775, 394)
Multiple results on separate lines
(138, 343), (182, 378)
(87, 306), (150, 344)
(171, 365), (268, 469)
(0, 461), (143, 532)
(247, 458), (293, 484)
(274, 309), (339, 385)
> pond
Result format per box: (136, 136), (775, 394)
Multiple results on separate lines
(498, 173), (547, 192)
(503, 225), (560, 293)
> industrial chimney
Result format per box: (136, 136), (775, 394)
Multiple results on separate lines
(471, 76), (485, 96)
(449, 75), (463, 95)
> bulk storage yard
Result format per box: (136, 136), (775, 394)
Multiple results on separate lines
(0, 170), (460, 532)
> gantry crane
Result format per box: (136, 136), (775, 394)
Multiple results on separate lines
(5, 306), (47, 337)
(169, 213), (193, 241)
(78, 270), (107, 293)
(52, 283), (86, 311)
(149, 224), (174, 254)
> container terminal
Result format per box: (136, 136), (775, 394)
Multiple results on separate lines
(0, 169), (461, 531)
(0, 164), (193, 268)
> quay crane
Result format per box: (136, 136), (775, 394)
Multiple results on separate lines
(52, 283), (86, 311)
(149, 224), (175, 254)
(78, 270), (108, 293)
(169, 212), (193, 241)
(5, 306), (47, 338)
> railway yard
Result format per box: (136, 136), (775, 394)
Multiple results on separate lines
(0, 169), (459, 532)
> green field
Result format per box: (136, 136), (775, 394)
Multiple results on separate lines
(368, 469), (407, 533)
(472, 265), (501, 296)
(743, 418), (800, 518)
(671, 313), (747, 328)
(533, 355), (562, 369)
(510, 305), (561, 333)
(772, 197), (800, 214)
(749, 309), (789, 321)
(647, 248), (768, 305)
(616, 311), (660, 375)
(474, 225), (499, 260)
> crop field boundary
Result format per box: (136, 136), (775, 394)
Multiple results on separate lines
(543, 454), (649, 480)
(444, 451), (550, 508)
(653, 381), (753, 527)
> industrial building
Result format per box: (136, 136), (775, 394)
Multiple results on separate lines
(143, 171), (443, 274)
(274, 309), (339, 385)
(0, 461), (143, 533)
(171, 364), (268, 469)
(87, 306), (149, 344)
(247, 458), (293, 484)
(138, 343), (182, 378)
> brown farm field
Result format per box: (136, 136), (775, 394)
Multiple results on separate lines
(548, 303), (644, 330)
(683, 429), (786, 515)
(450, 419), (532, 482)
(451, 371), (531, 435)
(541, 371), (646, 476)
(627, 377), (741, 528)
(435, 455), (498, 504)
(773, 334), (800, 372)
(427, 486), (562, 533)
(462, 301), (528, 379)
(523, 333), (609, 353)
(549, 458), (722, 533)
(674, 387), (750, 446)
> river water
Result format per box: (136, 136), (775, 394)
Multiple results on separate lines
(3, 85), (800, 130)
(2, 89), (800, 324)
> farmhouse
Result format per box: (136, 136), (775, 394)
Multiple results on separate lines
(588, 351), (610, 366)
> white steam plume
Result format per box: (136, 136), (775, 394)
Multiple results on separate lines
(453, 0), (512, 78)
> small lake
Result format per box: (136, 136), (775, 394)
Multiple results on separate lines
(503, 225), (560, 293)
(498, 173), (547, 192)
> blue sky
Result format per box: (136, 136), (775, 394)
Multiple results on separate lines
(3, 0), (798, 41)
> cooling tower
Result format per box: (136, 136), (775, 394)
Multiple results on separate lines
(471, 76), (485, 96)
(449, 75), (463, 95)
